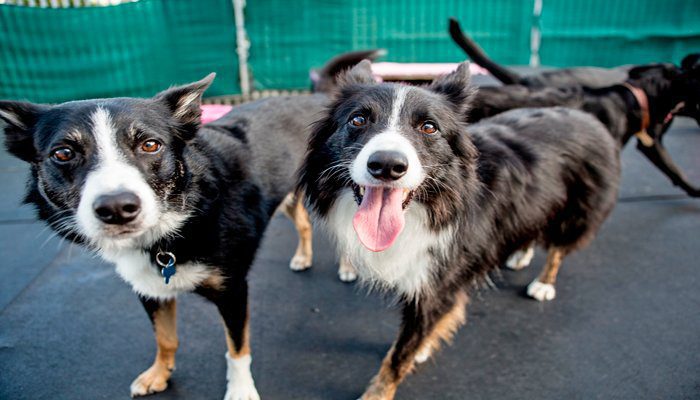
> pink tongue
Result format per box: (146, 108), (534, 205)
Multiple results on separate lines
(352, 187), (406, 252)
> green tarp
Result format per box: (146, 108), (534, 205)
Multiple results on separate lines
(0, 0), (239, 103)
(0, 0), (698, 103)
(539, 0), (700, 66)
(245, 0), (532, 90)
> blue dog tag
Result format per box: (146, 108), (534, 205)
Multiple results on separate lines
(161, 260), (176, 284)
(156, 251), (177, 285)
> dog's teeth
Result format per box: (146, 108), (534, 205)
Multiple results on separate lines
(402, 189), (409, 201)
(360, 186), (365, 196)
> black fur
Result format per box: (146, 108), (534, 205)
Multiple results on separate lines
(298, 62), (621, 398)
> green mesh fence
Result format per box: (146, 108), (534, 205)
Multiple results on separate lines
(0, 0), (698, 102)
(0, 0), (239, 103)
(245, 0), (533, 90)
(539, 0), (700, 67)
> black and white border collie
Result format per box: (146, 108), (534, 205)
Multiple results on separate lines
(298, 61), (621, 399)
(0, 74), (327, 400)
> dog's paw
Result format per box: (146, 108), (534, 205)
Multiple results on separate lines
(414, 347), (432, 364)
(506, 247), (534, 270)
(225, 353), (260, 400)
(223, 383), (260, 400)
(338, 269), (358, 282)
(289, 253), (312, 271)
(527, 279), (556, 301)
(130, 364), (172, 397)
(338, 258), (358, 283)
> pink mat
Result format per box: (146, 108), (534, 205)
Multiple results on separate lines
(201, 104), (233, 124)
(371, 62), (488, 80)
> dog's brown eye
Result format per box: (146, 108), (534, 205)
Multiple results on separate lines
(420, 121), (438, 135)
(350, 115), (367, 127)
(141, 140), (162, 153)
(52, 147), (74, 162)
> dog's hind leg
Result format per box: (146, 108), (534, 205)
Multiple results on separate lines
(131, 297), (178, 397)
(338, 253), (358, 282)
(281, 192), (314, 271)
(361, 292), (468, 400)
(211, 280), (260, 400)
(527, 247), (564, 301)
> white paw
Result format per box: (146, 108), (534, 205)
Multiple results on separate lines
(527, 279), (556, 301)
(224, 383), (260, 400)
(224, 353), (260, 400)
(338, 269), (358, 282)
(289, 254), (312, 271)
(506, 246), (534, 270)
(414, 347), (432, 364)
(338, 257), (358, 282)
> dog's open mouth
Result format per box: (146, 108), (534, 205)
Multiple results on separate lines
(352, 184), (414, 209)
(351, 184), (415, 252)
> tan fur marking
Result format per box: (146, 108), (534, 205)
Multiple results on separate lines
(415, 291), (468, 362)
(537, 247), (564, 284)
(225, 310), (251, 358)
(361, 293), (468, 400)
(131, 299), (178, 396)
(281, 192), (313, 270)
(362, 347), (400, 400)
(201, 269), (226, 291)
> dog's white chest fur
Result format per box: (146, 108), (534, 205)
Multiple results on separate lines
(102, 249), (213, 300)
(326, 190), (451, 299)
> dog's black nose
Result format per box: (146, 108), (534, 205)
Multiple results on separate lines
(367, 151), (409, 181)
(93, 192), (141, 225)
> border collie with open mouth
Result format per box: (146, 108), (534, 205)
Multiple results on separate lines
(298, 61), (621, 399)
(0, 74), (326, 400)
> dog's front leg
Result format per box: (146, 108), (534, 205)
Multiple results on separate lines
(131, 296), (178, 397)
(636, 139), (700, 197)
(211, 280), (260, 400)
(361, 291), (468, 400)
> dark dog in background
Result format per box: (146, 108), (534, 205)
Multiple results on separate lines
(298, 61), (620, 399)
(450, 18), (700, 201)
(0, 49), (380, 399)
(449, 17), (698, 92)
(449, 17), (700, 125)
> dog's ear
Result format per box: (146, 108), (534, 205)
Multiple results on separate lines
(337, 60), (376, 87)
(155, 73), (216, 129)
(681, 53), (700, 71)
(430, 62), (476, 114)
(312, 49), (386, 93)
(0, 100), (47, 163)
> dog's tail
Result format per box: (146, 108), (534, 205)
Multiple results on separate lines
(311, 49), (386, 93)
(448, 18), (521, 85)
